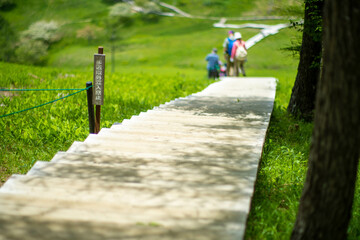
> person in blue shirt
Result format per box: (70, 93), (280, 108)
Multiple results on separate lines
(222, 30), (236, 76)
(205, 48), (220, 79)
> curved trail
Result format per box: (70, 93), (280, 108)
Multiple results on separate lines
(129, 1), (290, 49)
(158, 1), (287, 21)
(158, 2), (290, 49)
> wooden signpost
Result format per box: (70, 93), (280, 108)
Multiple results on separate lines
(93, 47), (105, 134)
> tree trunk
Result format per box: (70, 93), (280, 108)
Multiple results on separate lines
(291, 0), (360, 239)
(287, 0), (323, 121)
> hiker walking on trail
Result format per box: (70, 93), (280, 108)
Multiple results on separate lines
(223, 30), (236, 76)
(231, 32), (247, 77)
(205, 48), (220, 79)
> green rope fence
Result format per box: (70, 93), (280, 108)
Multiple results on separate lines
(0, 88), (87, 92)
(0, 86), (92, 119)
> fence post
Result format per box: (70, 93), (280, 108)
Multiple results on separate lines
(95, 105), (101, 133)
(86, 82), (95, 134)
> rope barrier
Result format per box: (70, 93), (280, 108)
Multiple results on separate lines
(0, 86), (91, 119)
(0, 88), (88, 92)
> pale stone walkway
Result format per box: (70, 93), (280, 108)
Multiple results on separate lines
(0, 77), (276, 240)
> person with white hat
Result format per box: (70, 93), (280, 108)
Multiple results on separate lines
(230, 32), (247, 77)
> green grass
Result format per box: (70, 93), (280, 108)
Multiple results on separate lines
(244, 27), (360, 240)
(159, 0), (299, 18)
(160, 0), (255, 17)
(1, 0), (109, 31)
(47, 17), (259, 74)
(159, 0), (301, 18)
(0, 0), (267, 187)
(0, 61), (214, 184)
(238, 28), (308, 239)
(245, 110), (313, 239)
(349, 177), (360, 239)
(1, 0), (359, 238)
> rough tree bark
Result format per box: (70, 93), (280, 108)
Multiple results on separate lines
(287, 0), (323, 121)
(291, 0), (360, 239)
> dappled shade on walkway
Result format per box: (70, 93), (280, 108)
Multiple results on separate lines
(0, 77), (276, 240)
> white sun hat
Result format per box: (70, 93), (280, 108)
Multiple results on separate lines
(234, 32), (242, 39)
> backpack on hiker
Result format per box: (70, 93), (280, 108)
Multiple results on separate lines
(235, 44), (247, 61)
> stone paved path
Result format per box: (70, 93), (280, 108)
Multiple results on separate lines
(0, 77), (276, 240)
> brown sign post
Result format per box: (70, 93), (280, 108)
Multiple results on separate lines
(93, 47), (105, 133)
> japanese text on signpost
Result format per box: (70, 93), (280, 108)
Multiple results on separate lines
(93, 54), (105, 105)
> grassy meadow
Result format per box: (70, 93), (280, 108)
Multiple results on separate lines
(0, 0), (359, 239)
(1, 0), (261, 184)
(0, 61), (214, 184)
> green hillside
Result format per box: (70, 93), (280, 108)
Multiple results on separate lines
(2, 0), (300, 186)
(0, 0), (294, 71)
(160, 0), (293, 17)
(2, 0), (359, 239)
(1, 0), (108, 31)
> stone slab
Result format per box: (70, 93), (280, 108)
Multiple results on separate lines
(26, 161), (259, 186)
(50, 151), (258, 170)
(1, 175), (252, 209)
(0, 192), (246, 239)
